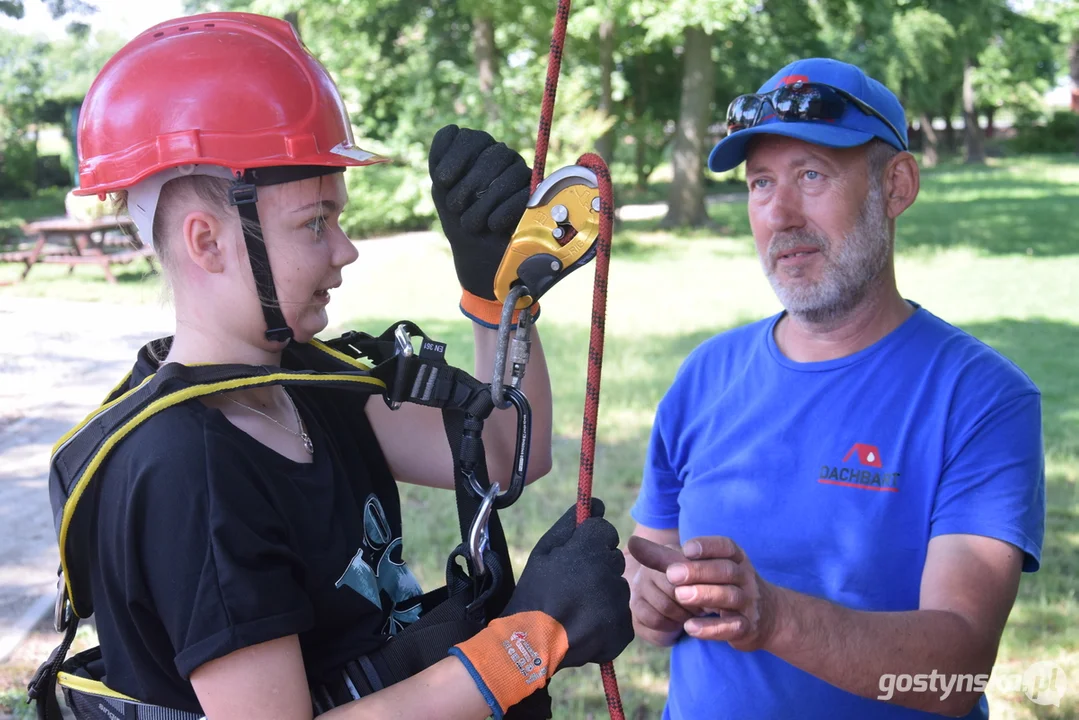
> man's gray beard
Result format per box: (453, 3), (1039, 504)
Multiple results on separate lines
(762, 182), (892, 326)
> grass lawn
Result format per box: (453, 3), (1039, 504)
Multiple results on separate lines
(2, 153), (1077, 719)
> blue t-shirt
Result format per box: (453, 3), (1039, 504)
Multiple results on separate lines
(631, 305), (1045, 720)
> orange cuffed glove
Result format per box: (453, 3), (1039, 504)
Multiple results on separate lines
(449, 499), (633, 718)
(428, 124), (539, 329)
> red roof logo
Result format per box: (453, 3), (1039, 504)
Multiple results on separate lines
(778, 73), (810, 88)
(843, 443), (882, 468)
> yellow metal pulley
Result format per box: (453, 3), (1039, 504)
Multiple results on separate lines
(494, 165), (601, 309)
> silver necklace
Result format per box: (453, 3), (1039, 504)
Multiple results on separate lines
(224, 390), (313, 455)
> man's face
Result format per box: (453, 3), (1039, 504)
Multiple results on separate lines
(744, 134), (891, 324)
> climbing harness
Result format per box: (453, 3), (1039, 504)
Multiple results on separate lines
(27, 323), (552, 719)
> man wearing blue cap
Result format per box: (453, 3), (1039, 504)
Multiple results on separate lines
(623, 58), (1045, 719)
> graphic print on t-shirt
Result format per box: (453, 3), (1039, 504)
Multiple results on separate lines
(335, 494), (423, 635)
(818, 442), (901, 492)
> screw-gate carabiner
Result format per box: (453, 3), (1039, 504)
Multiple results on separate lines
(491, 285), (533, 409)
(464, 385), (530, 510)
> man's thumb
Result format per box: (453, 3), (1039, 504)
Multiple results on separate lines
(627, 536), (686, 574)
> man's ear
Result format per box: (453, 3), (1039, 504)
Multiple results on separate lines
(181, 211), (227, 274)
(884, 151), (919, 220)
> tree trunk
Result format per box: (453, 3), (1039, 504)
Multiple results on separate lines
(943, 114), (955, 155)
(1069, 35), (1078, 154)
(472, 14), (499, 124)
(662, 26), (714, 229)
(920, 113), (939, 168)
(595, 17), (616, 161)
(962, 57), (985, 164)
(632, 54), (651, 190)
(985, 106), (995, 139)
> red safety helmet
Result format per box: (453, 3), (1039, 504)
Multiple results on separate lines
(73, 12), (385, 197)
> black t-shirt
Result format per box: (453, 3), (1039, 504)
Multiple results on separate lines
(89, 346), (424, 713)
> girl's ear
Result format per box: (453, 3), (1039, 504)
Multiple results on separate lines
(181, 211), (227, 274)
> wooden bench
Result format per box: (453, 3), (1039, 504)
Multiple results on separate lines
(1, 216), (156, 285)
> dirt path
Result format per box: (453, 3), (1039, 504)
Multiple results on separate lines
(0, 296), (172, 689)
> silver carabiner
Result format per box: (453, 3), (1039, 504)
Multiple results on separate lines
(468, 481), (500, 576)
(386, 323), (415, 411)
(491, 285), (532, 409)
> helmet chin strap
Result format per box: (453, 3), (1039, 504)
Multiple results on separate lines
(226, 166), (346, 345)
(229, 172), (294, 344)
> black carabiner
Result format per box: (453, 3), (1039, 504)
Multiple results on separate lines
(464, 386), (531, 510)
(499, 385), (531, 508)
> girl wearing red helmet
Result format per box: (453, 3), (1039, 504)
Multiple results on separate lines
(64, 11), (632, 720)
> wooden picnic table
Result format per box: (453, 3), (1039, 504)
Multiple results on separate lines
(0, 216), (156, 285)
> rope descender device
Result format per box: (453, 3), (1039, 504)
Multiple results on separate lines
(490, 166), (601, 408)
(494, 165), (601, 310)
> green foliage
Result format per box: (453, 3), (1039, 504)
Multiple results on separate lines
(627, 0), (755, 42)
(0, 29), (46, 195)
(342, 157), (434, 238)
(5, 0), (1078, 234)
(1010, 110), (1079, 154)
(973, 10), (1059, 115)
(886, 8), (957, 116)
(0, 136), (37, 196)
(0, 0), (96, 19)
(0, 688), (36, 720)
(0, 24), (120, 193)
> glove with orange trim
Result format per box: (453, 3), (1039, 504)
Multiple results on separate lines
(428, 124), (539, 329)
(450, 499), (633, 718)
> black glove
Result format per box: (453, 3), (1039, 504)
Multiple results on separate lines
(450, 499), (633, 717)
(502, 498), (633, 668)
(428, 124), (533, 326)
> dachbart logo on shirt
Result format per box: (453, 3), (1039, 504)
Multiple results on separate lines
(818, 443), (901, 492)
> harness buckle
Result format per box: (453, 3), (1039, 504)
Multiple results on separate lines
(227, 181), (258, 206)
(469, 482), (500, 576)
(385, 323), (414, 411)
(53, 574), (70, 633)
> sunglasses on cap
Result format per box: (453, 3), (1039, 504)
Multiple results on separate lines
(726, 81), (908, 151)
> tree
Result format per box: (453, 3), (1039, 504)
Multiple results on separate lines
(0, 0), (95, 19)
(973, 11), (1059, 137)
(0, 28), (47, 195)
(887, 8), (956, 166)
(1031, 0), (1079, 153)
(628, 0), (755, 228)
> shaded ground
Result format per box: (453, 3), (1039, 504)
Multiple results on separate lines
(0, 297), (171, 674)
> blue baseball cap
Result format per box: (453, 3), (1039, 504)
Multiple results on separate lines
(707, 58), (908, 173)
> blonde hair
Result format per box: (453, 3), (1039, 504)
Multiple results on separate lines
(115, 175), (235, 266)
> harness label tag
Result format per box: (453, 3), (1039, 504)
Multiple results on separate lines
(419, 339), (447, 360)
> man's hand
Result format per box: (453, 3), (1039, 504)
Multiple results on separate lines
(624, 536), (695, 646)
(629, 535), (782, 652)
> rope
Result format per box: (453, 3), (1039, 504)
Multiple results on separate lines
(530, 2), (625, 718)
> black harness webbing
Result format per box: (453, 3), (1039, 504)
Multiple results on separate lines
(28, 323), (552, 719)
